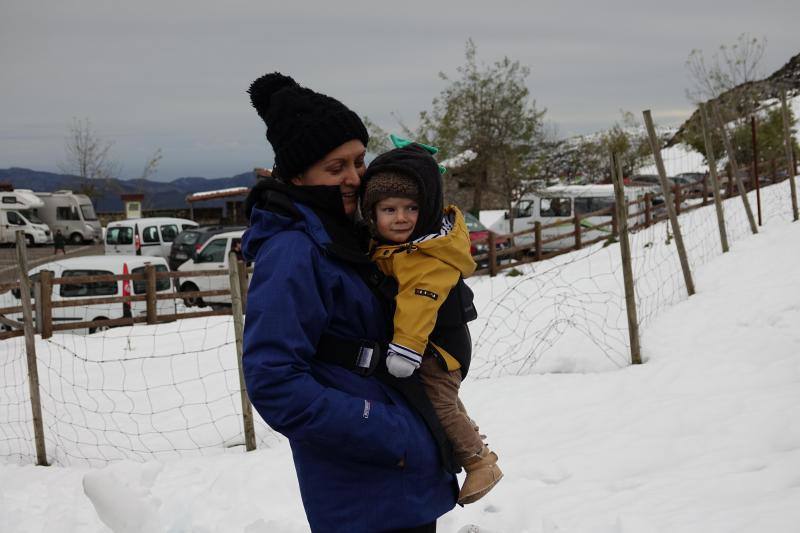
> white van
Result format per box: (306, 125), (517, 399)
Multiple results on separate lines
(34, 191), (102, 244)
(490, 185), (645, 251)
(0, 208), (53, 246)
(0, 189), (53, 245)
(177, 230), (244, 306)
(105, 217), (199, 260)
(6, 255), (176, 334)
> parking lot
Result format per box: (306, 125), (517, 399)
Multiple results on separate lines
(0, 243), (105, 284)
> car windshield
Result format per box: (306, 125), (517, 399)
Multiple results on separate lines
(463, 212), (486, 232)
(175, 231), (200, 245)
(80, 204), (98, 221)
(19, 210), (43, 224)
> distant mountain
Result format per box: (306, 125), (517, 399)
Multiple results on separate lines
(0, 168), (256, 212)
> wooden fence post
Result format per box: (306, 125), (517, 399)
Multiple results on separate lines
(674, 184), (681, 215)
(702, 174), (709, 206)
(534, 221), (542, 262)
(573, 214), (582, 250)
(487, 231), (498, 277)
(726, 163), (734, 198)
(237, 261), (249, 313)
(780, 89), (799, 221)
(645, 194), (652, 227)
(611, 204), (619, 237)
(15, 231), (48, 466)
(771, 159), (777, 184)
(712, 103), (759, 234)
(643, 110), (696, 296)
(752, 115), (762, 226)
(145, 264), (158, 325)
(39, 270), (53, 340)
(610, 153), (642, 365)
(699, 103), (730, 254)
(228, 253), (256, 451)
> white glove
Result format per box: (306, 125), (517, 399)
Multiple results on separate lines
(385, 347), (421, 378)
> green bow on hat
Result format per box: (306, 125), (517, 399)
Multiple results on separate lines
(389, 134), (447, 175)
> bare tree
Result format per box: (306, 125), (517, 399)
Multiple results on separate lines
(59, 117), (120, 199)
(685, 33), (767, 103)
(135, 148), (163, 209)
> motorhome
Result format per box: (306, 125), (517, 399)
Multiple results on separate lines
(0, 189), (52, 245)
(105, 217), (199, 260)
(2, 255), (176, 334)
(489, 184), (646, 251)
(34, 191), (102, 244)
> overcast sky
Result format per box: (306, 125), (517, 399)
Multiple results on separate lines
(1, 0), (798, 182)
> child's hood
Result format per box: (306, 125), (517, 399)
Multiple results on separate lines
(362, 143), (443, 241)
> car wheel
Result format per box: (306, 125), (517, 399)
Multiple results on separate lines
(69, 233), (83, 245)
(25, 234), (35, 247)
(89, 317), (111, 334)
(180, 281), (203, 307)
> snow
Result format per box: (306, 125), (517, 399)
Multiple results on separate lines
(635, 143), (708, 176)
(187, 187), (250, 201)
(2, 178), (800, 532)
(441, 149), (478, 169)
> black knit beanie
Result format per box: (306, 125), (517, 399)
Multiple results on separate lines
(248, 72), (369, 180)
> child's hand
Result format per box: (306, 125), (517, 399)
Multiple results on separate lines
(385, 349), (420, 378)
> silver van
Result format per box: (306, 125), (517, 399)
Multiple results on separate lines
(34, 191), (102, 244)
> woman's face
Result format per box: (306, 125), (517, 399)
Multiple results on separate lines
(291, 139), (366, 217)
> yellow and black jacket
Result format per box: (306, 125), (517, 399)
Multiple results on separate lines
(371, 205), (477, 372)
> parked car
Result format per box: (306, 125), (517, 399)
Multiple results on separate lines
(463, 211), (509, 264)
(3, 255), (175, 334)
(669, 173), (709, 198)
(168, 225), (246, 271)
(105, 217), (198, 259)
(176, 230), (245, 306)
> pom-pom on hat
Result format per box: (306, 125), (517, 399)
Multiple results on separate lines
(247, 72), (369, 180)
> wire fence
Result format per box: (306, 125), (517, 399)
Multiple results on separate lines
(1, 102), (798, 467)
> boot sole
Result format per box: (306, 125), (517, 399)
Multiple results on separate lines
(457, 471), (504, 505)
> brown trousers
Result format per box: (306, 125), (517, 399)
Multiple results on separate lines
(418, 355), (484, 464)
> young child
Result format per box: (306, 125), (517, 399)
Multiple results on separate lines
(361, 139), (503, 505)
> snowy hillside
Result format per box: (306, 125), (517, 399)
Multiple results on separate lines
(2, 180), (800, 531)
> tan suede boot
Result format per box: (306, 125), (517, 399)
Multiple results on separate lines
(458, 446), (503, 505)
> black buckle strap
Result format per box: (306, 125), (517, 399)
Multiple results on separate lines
(316, 334), (382, 377)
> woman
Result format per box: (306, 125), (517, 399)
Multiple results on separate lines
(241, 73), (457, 532)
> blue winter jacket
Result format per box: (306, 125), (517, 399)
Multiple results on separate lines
(242, 198), (457, 532)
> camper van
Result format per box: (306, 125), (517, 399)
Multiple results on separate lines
(490, 185), (645, 251)
(0, 189), (52, 246)
(105, 217), (199, 260)
(34, 191), (102, 244)
(3, 255), (176, 334)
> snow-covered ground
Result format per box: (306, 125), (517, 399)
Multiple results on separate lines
(2, 179), (799, 531)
